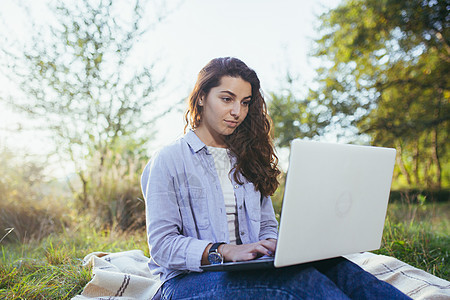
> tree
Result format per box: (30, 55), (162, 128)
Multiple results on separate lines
(268, 74), (330, 148)
(0, 0), (170, 225)
(305, 0), (449, 189)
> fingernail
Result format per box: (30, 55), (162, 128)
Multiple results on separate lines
(268, 251), (273, 255)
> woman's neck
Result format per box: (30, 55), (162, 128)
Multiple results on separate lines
(193, 128), (227, 148)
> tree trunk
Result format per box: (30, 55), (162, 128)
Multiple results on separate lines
(78, 171), (89, 209)
(396, 141), (411, 185)
(412, 140), (420, 186)
(424, 158), (433, 189)
(431, 127), (441, 189)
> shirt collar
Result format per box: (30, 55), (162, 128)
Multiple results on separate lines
(183, 130), (206, 153)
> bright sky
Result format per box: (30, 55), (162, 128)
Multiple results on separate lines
(0, 0), (341, 175)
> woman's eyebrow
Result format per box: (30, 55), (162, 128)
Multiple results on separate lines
(219, 90), (252, 100)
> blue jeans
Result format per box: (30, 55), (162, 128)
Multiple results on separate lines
(160, 257), (410, 299)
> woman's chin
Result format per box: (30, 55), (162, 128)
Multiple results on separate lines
(221, 127), (238, 136)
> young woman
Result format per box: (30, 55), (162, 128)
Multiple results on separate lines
(141, 57), (410, 299)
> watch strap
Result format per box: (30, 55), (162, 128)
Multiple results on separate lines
(209, 242), (225, 254)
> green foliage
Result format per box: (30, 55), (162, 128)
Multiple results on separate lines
(0, 0), (167, 219)
(269, 76), (329, 147)
(270, 0), (449, 189)
(1, 0), (161, 161)
(312, 0), (449, 189)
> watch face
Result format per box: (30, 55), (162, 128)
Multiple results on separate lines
(208, 252), (223, 265)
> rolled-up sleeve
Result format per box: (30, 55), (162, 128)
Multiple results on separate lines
(141, 150), (210, 272)
(258, 195), (279, 241)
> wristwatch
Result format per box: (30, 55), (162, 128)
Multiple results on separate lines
(208, 242), (225, 264)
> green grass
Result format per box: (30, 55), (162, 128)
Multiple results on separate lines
(374, 201), (449, 280)
(0, 226), (148, 299)
(1, 202), (448, 299)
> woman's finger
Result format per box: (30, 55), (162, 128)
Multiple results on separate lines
(256, 239), (277, 254)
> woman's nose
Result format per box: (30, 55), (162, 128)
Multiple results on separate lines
(230, 102), (240, 117)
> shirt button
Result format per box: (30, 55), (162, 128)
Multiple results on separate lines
(240, 231), (245, 235)
(239, 205), (242, 209)
(234, 185), (239, 189)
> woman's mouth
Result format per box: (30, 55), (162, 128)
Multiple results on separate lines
(224, 120), (239, 128)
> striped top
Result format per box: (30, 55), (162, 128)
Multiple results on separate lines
(207, 146), (240, 244)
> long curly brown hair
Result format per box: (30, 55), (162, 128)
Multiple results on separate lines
(184, 57), (280, 196)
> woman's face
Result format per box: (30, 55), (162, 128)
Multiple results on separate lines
(196, 76), (252, 146)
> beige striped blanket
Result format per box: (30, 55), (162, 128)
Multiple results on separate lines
(72, 250), (450, 300)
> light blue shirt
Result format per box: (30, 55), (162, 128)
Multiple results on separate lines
(141, 130), (279, 282)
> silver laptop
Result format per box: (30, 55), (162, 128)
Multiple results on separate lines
(201, 139), (396, 271)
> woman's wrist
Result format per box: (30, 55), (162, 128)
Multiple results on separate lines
(218, 243), (228, 262)
(201, 243), (213, 265)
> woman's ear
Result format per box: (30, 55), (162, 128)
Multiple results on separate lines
(198, 93), (205, 106)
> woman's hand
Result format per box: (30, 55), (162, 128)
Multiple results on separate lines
(220, 239), (277, 262)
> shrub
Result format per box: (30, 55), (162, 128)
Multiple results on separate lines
(72, 137), (149, 232)
(0, 147), (70, 243)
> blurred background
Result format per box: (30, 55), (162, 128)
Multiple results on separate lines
(0, 0), (448, 291)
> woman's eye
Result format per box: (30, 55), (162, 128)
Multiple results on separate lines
(222, 97), (232, 102)
(242, 101), (250, 106)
